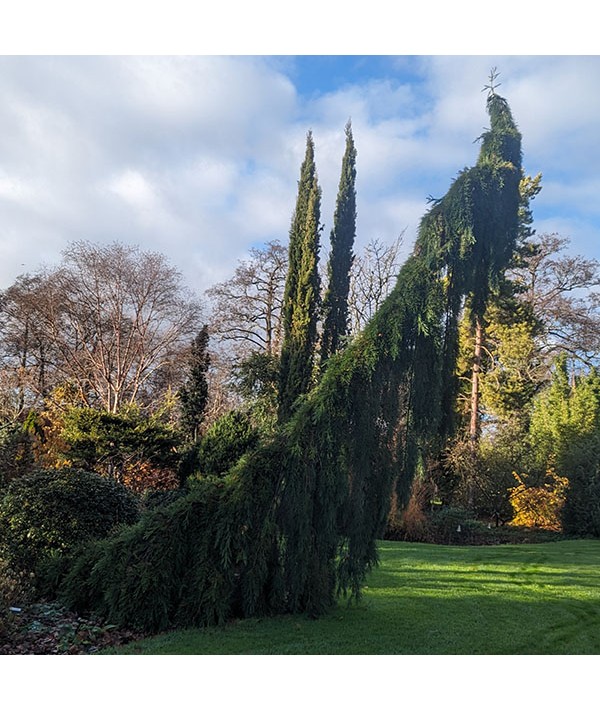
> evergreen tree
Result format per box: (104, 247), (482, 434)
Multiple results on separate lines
(278, 132), (322, 421)
(178, 325), (210, 442)
(466, 172), (542, 441)
(321, 120), (357, 364)
(275, 86), (524, 610)
(529, 356), (599, 472)
(528, 357), (600, 535)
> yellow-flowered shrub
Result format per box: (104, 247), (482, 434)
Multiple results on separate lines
(509, 470), (568, 531)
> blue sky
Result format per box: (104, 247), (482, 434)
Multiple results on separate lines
(0, 54), (598, 305)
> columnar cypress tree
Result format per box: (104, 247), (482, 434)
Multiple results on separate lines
(278, 132), (322, 421)
(321, 120), (357, 364)
(178, 325), (210, 442)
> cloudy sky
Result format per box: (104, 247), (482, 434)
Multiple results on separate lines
(0, 54), (598, 302)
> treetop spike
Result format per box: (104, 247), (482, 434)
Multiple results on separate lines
(482, 67), (501, 96)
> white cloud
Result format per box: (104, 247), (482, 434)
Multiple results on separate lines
(109, 169), (158, 209)
(0, 55), (597, 301)
(0, 175), (36, 205)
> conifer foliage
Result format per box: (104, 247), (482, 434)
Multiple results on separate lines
(278, 132), (322, 421)
(59, 89), (524, 632)
(178, 325), (210, 442)
(321, 120), (357, 364)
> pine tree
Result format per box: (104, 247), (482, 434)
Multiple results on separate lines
(321, 120), (357, 364)
(278, 132), (322, 421)
(178, 325), (210, 442)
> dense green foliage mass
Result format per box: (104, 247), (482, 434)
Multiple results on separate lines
(59, 91), (524, 631)
(0, 421), (34, 488)
(195, 410), (260, 477)
(233, 351), (280, 432)
(0, 468), (140, 572)
(61, 406), (180, 478)
(60, 447), (284, 630)
(529, 357), (600, 535)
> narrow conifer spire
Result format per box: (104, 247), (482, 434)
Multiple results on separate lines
(178, 325), (210, 443)
(321, 120), (357, 365)
(278, 131), (322, 421)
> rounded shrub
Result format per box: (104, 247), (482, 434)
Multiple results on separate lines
(0, 467), (140, 572)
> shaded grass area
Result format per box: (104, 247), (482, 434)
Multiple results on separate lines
(110, 539), (600, 654)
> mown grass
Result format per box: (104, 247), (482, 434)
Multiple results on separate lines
(108, 539), (600, 654)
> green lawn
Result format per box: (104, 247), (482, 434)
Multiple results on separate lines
(109, 539), (600, 654)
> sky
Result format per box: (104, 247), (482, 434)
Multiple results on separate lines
(0, 54), (599, 306)
(0, 0), (598, 316)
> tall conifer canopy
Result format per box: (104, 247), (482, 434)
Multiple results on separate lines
(321, 120), (357, 364)
(274, 86), (523, 608)
(278, 131), (322, 421)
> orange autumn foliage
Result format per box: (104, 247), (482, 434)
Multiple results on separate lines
(120, 460), (179, 495)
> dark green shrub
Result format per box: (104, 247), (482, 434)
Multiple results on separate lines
(0, 468), (140, 572)
(561, 435), (600, 537)
(0, 421), (35, 489)
(196, 410), (260, 477)
(177, 442), (201, 484)
(429, 506), (476, 544)
(59, 443), (285, 632)
(0, 555), (35, 639)
(233, 352), (280, 433)
(141, 487), (188, 511)
(61, 406), (181, 480)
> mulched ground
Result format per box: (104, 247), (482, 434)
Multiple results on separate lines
(1, 602), (144, 655)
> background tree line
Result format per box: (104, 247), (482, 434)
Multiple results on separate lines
(0, 120), (402, 493)
(1, 122), (600, 536)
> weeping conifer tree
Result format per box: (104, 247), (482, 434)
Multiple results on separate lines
(321, 120), (357, 365)
(278, 131), (322, 421)
(274, 84), (523, 609)
(59, 86), (524, 631)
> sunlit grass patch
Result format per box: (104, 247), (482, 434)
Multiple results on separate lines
(108, 539), (600, 655)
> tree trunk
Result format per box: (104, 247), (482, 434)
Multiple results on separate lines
(469, 315), (483, 448)
(467, 314), (483, 508)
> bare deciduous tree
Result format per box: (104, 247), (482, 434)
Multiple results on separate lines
(511, 233), (600, 363)
(348, 233), (405, 334)
(206, 240), (287, 357)
(0, 241), (202, 413)
(0, 274), (53, 415)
